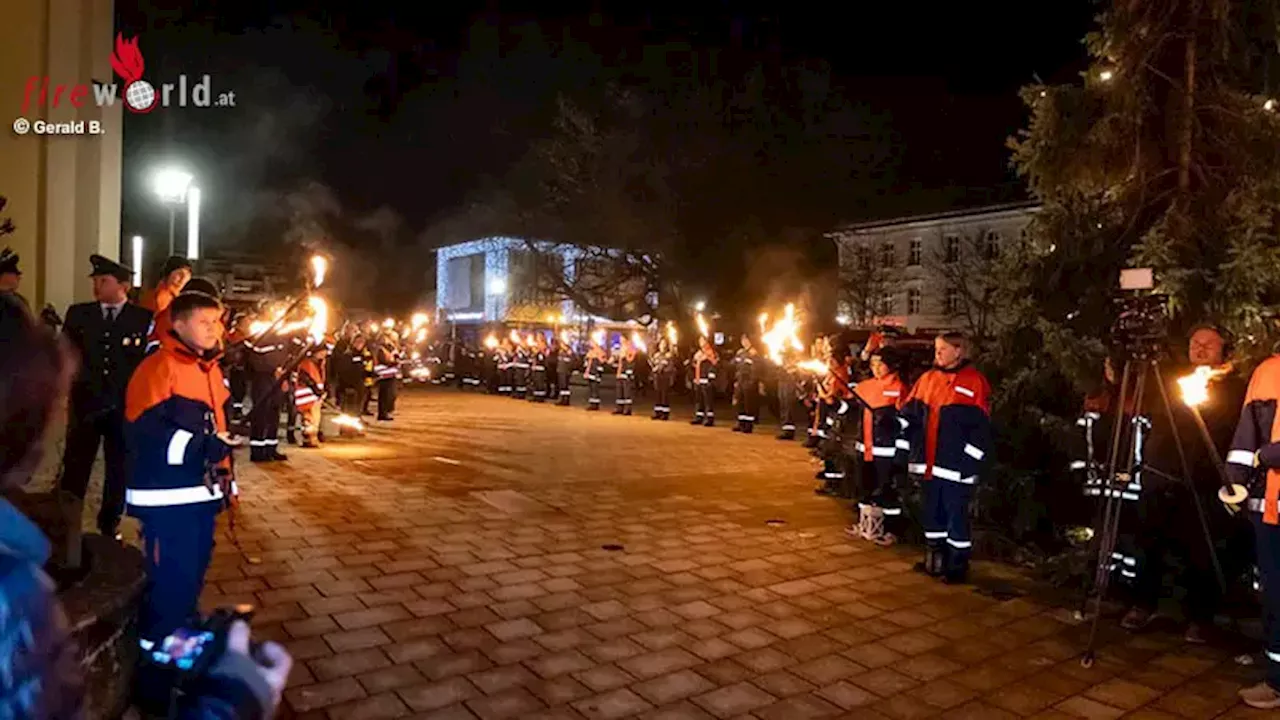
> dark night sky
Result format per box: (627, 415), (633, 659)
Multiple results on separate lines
(115, 1), (1095, 260)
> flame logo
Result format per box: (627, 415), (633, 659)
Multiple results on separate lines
(110, 34), (145, 83)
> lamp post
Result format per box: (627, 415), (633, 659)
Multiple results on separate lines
(153, 167), (193, 256)
(186, 187), (201, 260)
(131, 235), (143, 286)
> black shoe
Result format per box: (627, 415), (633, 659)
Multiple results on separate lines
(743, 424), (753, 434)
(690, 418), (704, 425)
(777, 432), (794, 441)
(942, 570), (969, 585)
(624, 408), (632, 416)
(651, 414), (661, 420)
(317, 431), (326, 442)
(732, 424), (743, 432)
(814, 486), (837, 496)
(662, 413), (670, 421)
(286, 432), (298, 445)
(703, 419), (715, 427)
(270, 451), (289, 462)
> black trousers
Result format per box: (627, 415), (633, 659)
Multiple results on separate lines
(695, 380), (715, 423)
(557, 369), (572, 405)
(377, 378), (397, 418)
(615, 377), (634, 414)
(587, 379), (601, 408)
(778, 382), (798, 436)
(285, 380), (299, 437)
(736, 382), (759, 430)
(250, 374), (283, 457)
(532, 367), (548, 401)
(1132, 481), (1221, 623)
(341, 386), (362, 415)
(1253, 514), (1280, 690)
(653, 373), (673, 415)
(57, 408), (127, 534)
(229, 367), (248, 415)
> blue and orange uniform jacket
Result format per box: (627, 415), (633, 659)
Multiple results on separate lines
(853, 373), (907, 462)
(1227, 355), (1280, 524)
(124, 330), (236, 519)
(902, 361), (992, 484)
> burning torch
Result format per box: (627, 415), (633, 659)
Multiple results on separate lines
(1177, 366), (1249, 506)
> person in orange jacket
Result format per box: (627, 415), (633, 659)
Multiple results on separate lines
(139, 255), (192, 313)
(850, 347), (908, 545)
(144, 276), (220, 354)
(901, 332), (992, 583)
(124, 291), (241, 652)
(295, 346), (329, 447)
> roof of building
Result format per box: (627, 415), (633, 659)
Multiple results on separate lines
(830, 199), (1041, 235)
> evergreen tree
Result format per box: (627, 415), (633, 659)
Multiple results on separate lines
(982, 0), (1280, 552)
(1010, 0), (1280, 365)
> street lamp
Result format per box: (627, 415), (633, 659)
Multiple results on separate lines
(487, 276), (507, 294)
(152, 167), (193, 255)
(131, 236), (143, 286)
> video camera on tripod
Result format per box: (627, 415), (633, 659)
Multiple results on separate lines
(1111, 268), (1169, 360)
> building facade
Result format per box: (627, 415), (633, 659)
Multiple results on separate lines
(828, 201), (1039, 333)
(0, 0), (123, 311)
(435, 237), (572, 325)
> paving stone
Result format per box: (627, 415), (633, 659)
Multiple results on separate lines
(467, 663), (538, 694)
(621, 648), (701, 680)
(288, 677), (368, 713)
(357, 665), (426, 694)
(752, 692), (842, 720)
(632, 669), (716, 705)
(691, 682), (776, 718)
(310, 648), (392, 681)
(464, 687), (545, 720)
(325, 692), (412, 720)
(398, 677), (479, 712)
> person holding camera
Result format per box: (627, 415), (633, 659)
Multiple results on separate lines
(1119, 325), (1247, 643)
(0, 299), (292, 719)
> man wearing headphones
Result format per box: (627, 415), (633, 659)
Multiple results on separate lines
(1120, 324), (1248, 643)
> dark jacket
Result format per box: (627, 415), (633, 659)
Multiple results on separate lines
(0, 498), (84, 719)
(0, 499), (276, 720)
(62, 301), (153, 415)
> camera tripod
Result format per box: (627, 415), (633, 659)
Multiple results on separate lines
(1078, 353), (1228, 667)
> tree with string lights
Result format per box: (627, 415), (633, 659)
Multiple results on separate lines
(1009, 0), (1280, 363)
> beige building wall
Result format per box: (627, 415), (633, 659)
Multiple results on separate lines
(0, 0), (122, 312)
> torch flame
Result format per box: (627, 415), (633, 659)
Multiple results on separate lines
(382, 318), (394, 329)
(415, 328), (427, 343)
(1178, 365), (1228, 407)
(306, 295), (328, 344)
(367, 322), (378, 334)
(761, 303), (805, 364)
(333, 414), (364, 431)
(509, 329), (523, 345)
(591, 329), (605, 347)
(631, 331), (647, 352)
(310, 255), (328, 288)
(797, 359), (829, 375)
(411, 312), (429, 329)
(560, 330), (571, 344)
(696, 313), (710, 339)
(484, 334), (499, 349)
(757, 312), (769, 332)
(666, 321), (678, 345)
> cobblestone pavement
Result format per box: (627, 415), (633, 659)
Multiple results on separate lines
(199, 389), (1273, 720)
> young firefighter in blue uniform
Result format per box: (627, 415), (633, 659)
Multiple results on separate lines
(691, 336), (719, 426)
(556, 337), (575, 406)
(902, 332), (992, 583)
(849, 347), (908, 545)
(125, 291), (241, 679)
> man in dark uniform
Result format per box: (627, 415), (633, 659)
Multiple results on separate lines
(57, 254), (152, 539)
(245, 322), (291, 463)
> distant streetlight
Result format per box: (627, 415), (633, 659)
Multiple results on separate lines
(487, 276), (507, 294)
(835, 314), (851, 326)
(186, 187), (201, 260)
(131, 236), (143, 286)
(152, 167), (193, 255)
(1098, 69), (1114, 82)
